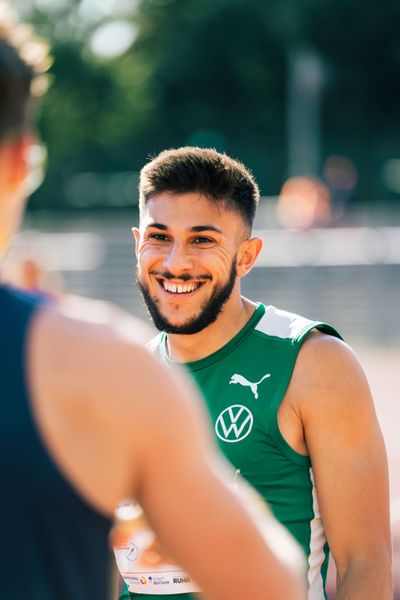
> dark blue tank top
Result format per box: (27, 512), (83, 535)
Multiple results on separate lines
(0, 285), (112, 599)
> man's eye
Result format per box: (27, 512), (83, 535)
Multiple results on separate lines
(193, 237), (213, 244)
(149, 233), (169, 241)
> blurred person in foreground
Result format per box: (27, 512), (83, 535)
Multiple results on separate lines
(0, 5), (306, 600)
(2, 249), (154, 342)
(123, 146), (393, 600)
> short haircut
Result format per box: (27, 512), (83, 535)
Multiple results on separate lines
(0, 2), (50, 140)
(139, 147), (260, 231)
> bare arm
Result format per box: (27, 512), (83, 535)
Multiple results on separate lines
(294, 335), (392, 600)
(30, 307), (305, 600)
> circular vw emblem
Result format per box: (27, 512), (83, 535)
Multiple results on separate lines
(215, 404), (254, 443)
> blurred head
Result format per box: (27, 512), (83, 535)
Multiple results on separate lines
(0, 2), (50, 260)
(139, 147), (260, 235)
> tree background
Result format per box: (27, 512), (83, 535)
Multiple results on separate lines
(13, 0), (400, 212)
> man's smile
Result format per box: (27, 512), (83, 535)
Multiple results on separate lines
(158, 279), (203, 294)
(150, 271), (211, 298)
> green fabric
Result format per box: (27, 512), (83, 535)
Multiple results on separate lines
(121, 304), (341, 600)
(119, 579), (130, 599)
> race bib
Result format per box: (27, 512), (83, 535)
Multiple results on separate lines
(113, 501), (199, 595)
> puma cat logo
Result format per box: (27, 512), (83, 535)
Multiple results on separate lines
(229, 373), (271, 399)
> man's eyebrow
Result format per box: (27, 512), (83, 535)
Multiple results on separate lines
(145, 222), (168, 230)
(145, 223), (223, 234)
(190, 225), (223, 234)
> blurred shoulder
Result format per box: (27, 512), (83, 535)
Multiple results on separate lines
(29, 296), (197, 423)
(29, 297), (157, 411)
(59, 293), (154, 345)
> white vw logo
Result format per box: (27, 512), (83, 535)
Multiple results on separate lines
(215, 405), (254, 443)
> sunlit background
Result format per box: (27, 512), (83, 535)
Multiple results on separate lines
(8, 1), (400, 597)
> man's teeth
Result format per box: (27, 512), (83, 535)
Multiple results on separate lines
(163, 281), (200, 294)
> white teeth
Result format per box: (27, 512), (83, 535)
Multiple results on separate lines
(163, 281), (199, 294)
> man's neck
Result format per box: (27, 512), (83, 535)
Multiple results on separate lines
(166, 296), (258, 363)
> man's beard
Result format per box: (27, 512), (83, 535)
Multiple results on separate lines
(137, 261), (237, 335)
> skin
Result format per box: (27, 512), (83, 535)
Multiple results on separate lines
(1, 137), (305, 600)
(282, 333), (392, 599)
(135, 190), (393, 599)
(0, 136), (31, 259)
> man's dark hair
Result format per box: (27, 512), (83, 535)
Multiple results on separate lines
(0, 3), (50, 140)
(139, 147), (260, 230)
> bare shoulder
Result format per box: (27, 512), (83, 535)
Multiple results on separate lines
(59, 293), (154, 344)
(298, 329), (368, 381)
(29, 302), (195, 423)
(289, 329), (376, 429)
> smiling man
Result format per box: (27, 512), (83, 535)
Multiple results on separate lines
(120, 146), (393, 600)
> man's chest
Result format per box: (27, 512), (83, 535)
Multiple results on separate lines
(188, 352), (293, 476)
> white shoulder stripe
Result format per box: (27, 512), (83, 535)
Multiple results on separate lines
(255, 306), (313, 339)
(307, 468), (327, 600)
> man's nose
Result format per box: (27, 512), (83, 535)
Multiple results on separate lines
(163, 241), (194, 274)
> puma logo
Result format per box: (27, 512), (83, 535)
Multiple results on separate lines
(229, 373), (271, 400)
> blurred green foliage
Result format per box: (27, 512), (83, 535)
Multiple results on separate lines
(14, 0), (400, 208)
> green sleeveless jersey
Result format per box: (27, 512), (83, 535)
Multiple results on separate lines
(123, 304), (342, 600)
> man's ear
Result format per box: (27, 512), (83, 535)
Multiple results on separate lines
(131, 227), (140, 256)
(236, 236), (263, 278)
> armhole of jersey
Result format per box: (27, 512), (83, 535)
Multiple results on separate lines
(294, 321), (343, 344)
(265, 322), (342, 466)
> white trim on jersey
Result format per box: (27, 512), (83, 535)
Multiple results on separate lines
(255, 305), (312, 340)
(307, 468), (328, 600)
